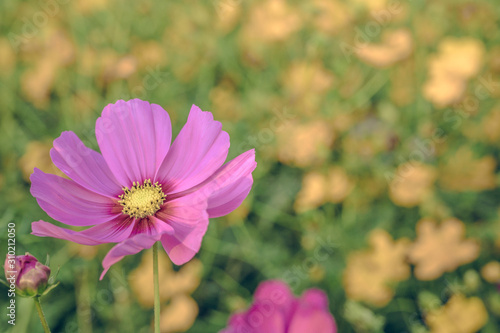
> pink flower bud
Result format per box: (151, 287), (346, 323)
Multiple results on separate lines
(4, 253), (51, 297)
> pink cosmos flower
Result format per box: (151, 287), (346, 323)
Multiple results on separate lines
(30, 99), (256, 279)
(220, 280), (337, 333)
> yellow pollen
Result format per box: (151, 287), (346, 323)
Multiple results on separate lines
(118, 180), (166, 218)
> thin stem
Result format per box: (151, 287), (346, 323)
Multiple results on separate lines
(153, 241), (161, 333)
(34, 297), (51, 333)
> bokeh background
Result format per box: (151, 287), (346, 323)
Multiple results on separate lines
(1, 0), (500, 332)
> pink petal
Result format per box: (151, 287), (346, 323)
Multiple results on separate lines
(30, 168), (121, 226)
(50, 131), (122, 197)
(301, 289), (330, 310)
(156, 191), (209, 265)
(155, 105), (230, 194)
(224, 313), (248, 333)
(186, 149), (256, 218)
(254, 280), (296, 325)
(254, 280), (294, 305)
(100, 232), (163, 280)
(31, 217), (135, 245)
(95, 99), (172, 187)
(207, 174), (253, 218)
(159, 218), (208, 266)
(288, 295), (337, 333)
(244, 302), (286, 333)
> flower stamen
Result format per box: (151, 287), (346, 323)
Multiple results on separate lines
(118, 180), (166, 218)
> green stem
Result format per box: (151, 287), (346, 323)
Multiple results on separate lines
(153, 242), (161, 333)
(34, 297), (51, 333)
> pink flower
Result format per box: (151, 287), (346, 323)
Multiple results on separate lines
(4, 253), (50, 297)
(220, 280), (337, 333)
(30, 99), (256, 279)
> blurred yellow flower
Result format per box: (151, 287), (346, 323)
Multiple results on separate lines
(295, 172), (326, 212)
(243, 0), (302, 42)
(102, 55), (137, 82)
(423, 38), (485, 108)
(277, 120), (334, 167)
(18, 141), (65, 181)
(131, 41), (167, 70)
(283, 61), (335, 115)
(426, 295), (488, 333)
(21, 57), (57, 109)
(389, 162), (436, 208)
(74, 0), (108, 14)
(159, 294), (199, 333)
(343, 229), (411, 307)
(356, 29), (413, 68)
(294, 167), (353, 213)
(215, 0), (242, 33)
(408, 218), (480, 281)
(129, 249), (202, 308)
(20, 30), (75, 108)
(439, 147), (496, 192)
(351, 0), (388, 11)
(481, 261), (500, 284)
(311, 0), (352, 35)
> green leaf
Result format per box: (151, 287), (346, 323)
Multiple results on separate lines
(42, 281), (60, 296)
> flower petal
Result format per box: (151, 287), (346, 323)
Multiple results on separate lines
(244, 301), (286, 333)
(301, 289), (330, 310)
(50, 131), (122, 197)
(30, 168), (121, 226)
(155, 105), (230, 194)
(288, 307), (337, 333)
(95, 99), (172, 187)
(288, 290), (337, 333)
(207, 174), (253, 218)
(254, 280), (296, 325)
(31, 216), (135, 245)
(220, 313), (247, 333)
(174, 149), (256, 218)
(157, 191), (209, 265)
(100, 232), (163, 280)
(160, 218), (208, 266)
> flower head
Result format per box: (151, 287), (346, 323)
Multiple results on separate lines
(425, 295), (488, 333)
(220, 280), (337, 333)
(4, 253), (50, 297)
(343, 229), (411, 307)
(408, 218), (480, 281)
(30, 99), (256, 279)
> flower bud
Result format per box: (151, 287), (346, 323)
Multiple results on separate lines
(4, 253), (50, 297)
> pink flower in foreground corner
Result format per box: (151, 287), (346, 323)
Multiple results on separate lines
(30, 99), (256, 279)
(220, 280), (337, 333)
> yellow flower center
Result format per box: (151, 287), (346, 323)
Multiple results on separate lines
(118, 180), (166, 218)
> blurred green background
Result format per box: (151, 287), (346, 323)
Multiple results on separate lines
(1, 0), (500, 332)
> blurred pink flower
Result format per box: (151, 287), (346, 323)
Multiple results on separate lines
(220, 280), (337, 333)
(30, 99), (256, 279)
